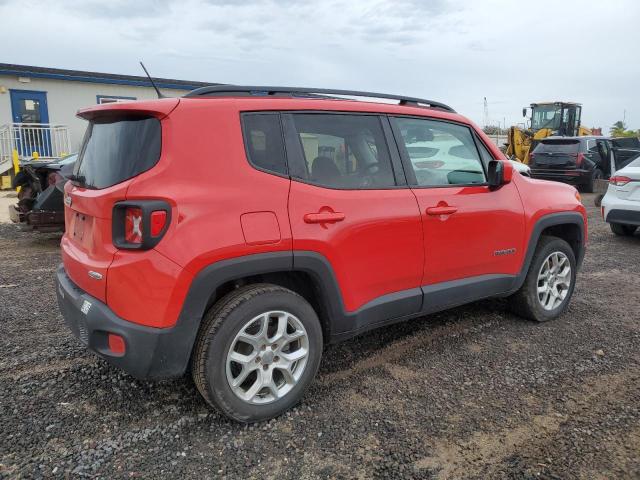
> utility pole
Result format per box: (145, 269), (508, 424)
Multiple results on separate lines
(483, 97), (489, 128)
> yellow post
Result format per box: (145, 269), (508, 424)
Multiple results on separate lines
(32, 151), (39, 160)
(12, 149), (20, 193)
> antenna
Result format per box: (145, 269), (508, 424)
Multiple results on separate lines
(139, 61), (164, 99)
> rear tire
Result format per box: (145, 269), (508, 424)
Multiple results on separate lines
(510, 236), (576, 322)
(610, 223), (637, 236)
(583, 168), (603, 194)
(191, 284), (323, 423)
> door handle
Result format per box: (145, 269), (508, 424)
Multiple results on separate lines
(304, 212), (346, 224)
(426, 205), (457, 216)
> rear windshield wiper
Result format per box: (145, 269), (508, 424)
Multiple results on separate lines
(66, 174), (91, 188)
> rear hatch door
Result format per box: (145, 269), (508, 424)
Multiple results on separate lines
(532, 139), (581, 168)
(62, 103), (170, 301)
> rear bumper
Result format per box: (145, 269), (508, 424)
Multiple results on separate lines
(605, 209), (640, 226)
(56, 264), (193, 379)
(9, 204), (64, 231)
(602, 191), (640, 225)
(26, 209), (65, 231)
(530, 168), (589, 185)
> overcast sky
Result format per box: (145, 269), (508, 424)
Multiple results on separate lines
(2, 0), (638, 130)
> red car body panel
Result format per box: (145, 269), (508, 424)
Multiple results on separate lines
(62, 181), (130, 301)
(514, 176), (588, 245)
(60, 96), (587, 335)
(412, 182), (526, 286)
(288, 181), (424, 312)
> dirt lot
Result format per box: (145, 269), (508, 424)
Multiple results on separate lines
(0, 193), (638, 479)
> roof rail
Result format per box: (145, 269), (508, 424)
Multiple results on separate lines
(183, 85), (456, 113)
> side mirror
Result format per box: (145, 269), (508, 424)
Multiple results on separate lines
(522, 107), (528, 117)
(488, 160), (513, 189)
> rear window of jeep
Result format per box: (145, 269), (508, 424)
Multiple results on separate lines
(75, 115), (161, 189)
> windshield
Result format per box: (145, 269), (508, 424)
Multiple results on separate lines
(531, 105), (562, 131)
(75, 115), (161, 189)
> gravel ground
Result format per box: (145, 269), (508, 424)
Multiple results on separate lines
(1, 193), (639, 479)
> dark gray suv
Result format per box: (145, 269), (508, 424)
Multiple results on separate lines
(529, 136), (640, 192)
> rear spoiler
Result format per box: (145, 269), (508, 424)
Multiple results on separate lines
(77, 98), (180, 120)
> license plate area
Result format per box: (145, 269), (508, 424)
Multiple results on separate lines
(72, 212), (87, 242)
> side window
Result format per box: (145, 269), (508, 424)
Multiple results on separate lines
(288, 114), (395, 189)
(393, 117), (486, 186)
(587, 140), (598, 153)
(242, 113), (288, 176)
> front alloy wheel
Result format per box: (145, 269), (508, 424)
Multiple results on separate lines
(536, 252), (571, 310)
(509, 236), (577, 322)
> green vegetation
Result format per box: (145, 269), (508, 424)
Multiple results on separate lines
(609, 121), (639, 138)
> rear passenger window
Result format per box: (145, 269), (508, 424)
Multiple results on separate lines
(288, 114), (395, 189)
(242, 114), (288, 176)
(393, 117), (486, 186)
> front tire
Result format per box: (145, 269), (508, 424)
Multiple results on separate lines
(191, 284), (323, 423)
(510, 236), (577, 322)
(610, 223), (637, 236)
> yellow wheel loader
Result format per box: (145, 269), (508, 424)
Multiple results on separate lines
(506, 102), (595, 164)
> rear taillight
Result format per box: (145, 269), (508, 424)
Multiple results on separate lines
(150, 210), (167, 236)
(113, 200), (171, 250)
(124, 207), (143, 244)
(609, 176), (632, 187)
(575, 152), (585, 166)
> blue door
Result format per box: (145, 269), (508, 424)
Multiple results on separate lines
(10, 90), (51, 158)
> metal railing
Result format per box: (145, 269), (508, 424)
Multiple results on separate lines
(0, 123), (71, 174)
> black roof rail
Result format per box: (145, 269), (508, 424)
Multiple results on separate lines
(183, 85), (456, 113)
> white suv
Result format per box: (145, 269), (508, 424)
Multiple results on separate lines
(602, 155), (640, 236)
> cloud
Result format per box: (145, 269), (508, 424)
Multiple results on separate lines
(0, 0), (639, 129)
(67, 0), (176, 18)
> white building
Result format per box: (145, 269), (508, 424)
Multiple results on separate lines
(0, 63), (211, 180)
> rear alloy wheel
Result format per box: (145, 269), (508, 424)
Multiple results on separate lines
(226, 311), (309, 405)
(610, 223), (637, 236)
(192, 284), (322, 423)
(510, 236), (576, 322)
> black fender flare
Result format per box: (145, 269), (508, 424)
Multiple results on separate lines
(167, 250), (348, 375)
(510, 212), (585, 293)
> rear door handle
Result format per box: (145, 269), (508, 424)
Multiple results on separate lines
(304, 212), (346, 224)
(426, 206), (457, 216)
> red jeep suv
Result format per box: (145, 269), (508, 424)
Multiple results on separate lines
(56, 86), (587, 422)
